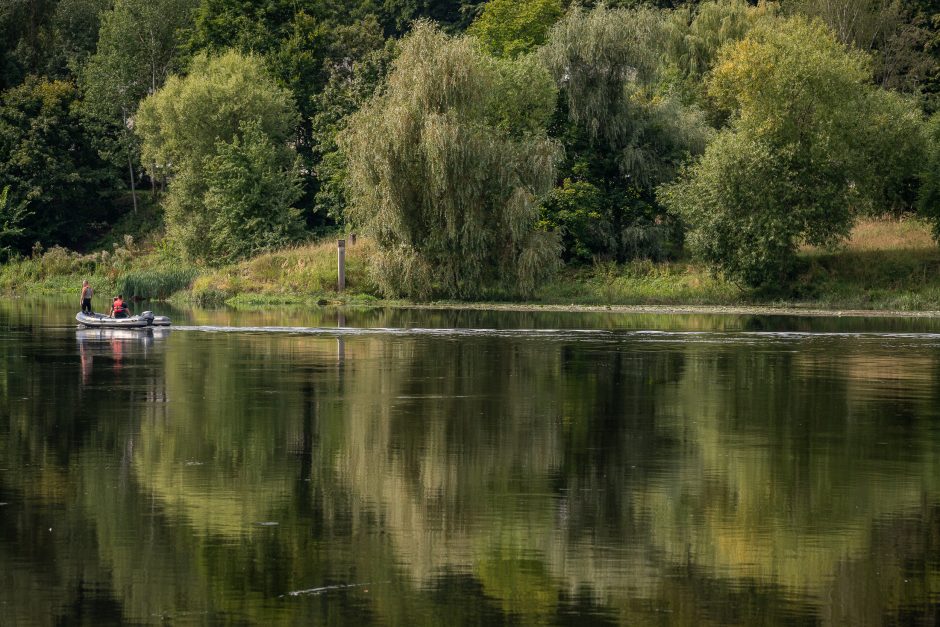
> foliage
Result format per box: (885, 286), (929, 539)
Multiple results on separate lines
(539, 4), (665, 147)
(852, 88), (926, 216)
(0, 76), (118, 252)
(662, 132), (812, 287)
(379, 0), (487, 35)
(187, 0), (388, 225)
(539, 173), (607, 263)
(137, 50), (297, 175)
(83, 0), (197, 122)
(136, 50), (302, 263)
(539, 5), (710, 263)
(0, 0), (58, 88)
(0, 184), (26, 259)
(918, 111), (940, 237)
(82, 0), (198, 211)
(469, 0), (563, 58)
(662, 16), (880, 288)
(52, 0), (113, 75)
(789, 0), (938, 97)
(342, 21), (561, 299)
(310, 41), (398, 222)
(202, 120), (304, 263)
(663, 0), (774, 119)
(1, 0), (940, 302)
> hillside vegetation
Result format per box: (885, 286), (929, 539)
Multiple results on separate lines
(4, 0), (940, 306)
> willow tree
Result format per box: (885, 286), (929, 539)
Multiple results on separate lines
(538, 5), (710, 262)
(664, 0), (776, 118)
(340, 21), (561, 299)
(540, 4), (666, 148)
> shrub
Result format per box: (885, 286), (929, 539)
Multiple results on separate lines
(39, 246), (82, 277)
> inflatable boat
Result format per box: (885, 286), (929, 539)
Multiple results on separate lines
(76, 311), (171, 328)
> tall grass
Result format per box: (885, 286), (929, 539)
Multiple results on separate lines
(538, 260), (742, 306)
(3, 219), (940, 311)
(117, 266), (198, 300)
(189, 238), (379, 304)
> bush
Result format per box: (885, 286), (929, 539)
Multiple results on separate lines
(39, 246), (82, 277)
(662, 16), (881, 289)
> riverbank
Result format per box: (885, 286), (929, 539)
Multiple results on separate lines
(3, 217), (940, 316)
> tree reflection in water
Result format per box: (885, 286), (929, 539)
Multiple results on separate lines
(2, 300), (940, 624)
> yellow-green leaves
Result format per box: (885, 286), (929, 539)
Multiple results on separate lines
(662, 15), (898, 289)
(469, 0), (563, 59)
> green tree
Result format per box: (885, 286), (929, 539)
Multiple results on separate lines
(202, 120), (304, 263)
(918, 111), (940, 237)
(136, 50), (302, 262)
(188, 0), (387, 225)
(789, 0), (938, 96)
(0, 184), (26, 259)
(0, 0), (111, 85)
(82, 0), (197, 212)
(341, 21), (561, 299)
(0, 0), (58, 88)
(468, 0), (563, 58)
(51, 0), (112, 76)
(661, 16), (879, 288)
(853, 88), (926, 216)
(664, 0), (774, 119)
(0, 76), (117, 252)
(310, 40), (398, 222)
(379, 0), (486, 35)
(539, 5), (710, 263)
(538, 170), (607, 262)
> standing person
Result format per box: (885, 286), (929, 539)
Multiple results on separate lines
(80, 280), (93, 314)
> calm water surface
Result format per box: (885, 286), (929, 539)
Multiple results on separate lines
(3, 299), (940, 625)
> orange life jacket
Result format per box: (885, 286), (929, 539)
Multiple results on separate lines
(114, 298), (125, 313)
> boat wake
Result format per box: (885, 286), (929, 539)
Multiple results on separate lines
(169, 325), (940, 344)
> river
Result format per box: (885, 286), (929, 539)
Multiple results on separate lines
(3, 298), (940, 625)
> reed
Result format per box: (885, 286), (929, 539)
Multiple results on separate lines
(117, 267), (198, 300)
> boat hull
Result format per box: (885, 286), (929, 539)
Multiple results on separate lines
(76, 311), (156, 328)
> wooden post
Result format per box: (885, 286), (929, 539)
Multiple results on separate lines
(337, 239), (346, 292)
(349, 233), (357, 245)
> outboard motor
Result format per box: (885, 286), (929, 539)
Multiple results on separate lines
(140, 311), (155, 326)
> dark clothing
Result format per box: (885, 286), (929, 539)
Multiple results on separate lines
(81, 298), (92, 314)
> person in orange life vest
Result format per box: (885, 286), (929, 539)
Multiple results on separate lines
(109, 295), (130, 318)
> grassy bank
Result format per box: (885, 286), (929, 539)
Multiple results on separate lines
(3, 218), (940, 313)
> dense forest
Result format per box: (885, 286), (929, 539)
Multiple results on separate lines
(3, 0), (940, 298)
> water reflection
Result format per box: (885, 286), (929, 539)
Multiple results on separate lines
(2, 300), (940, 624)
